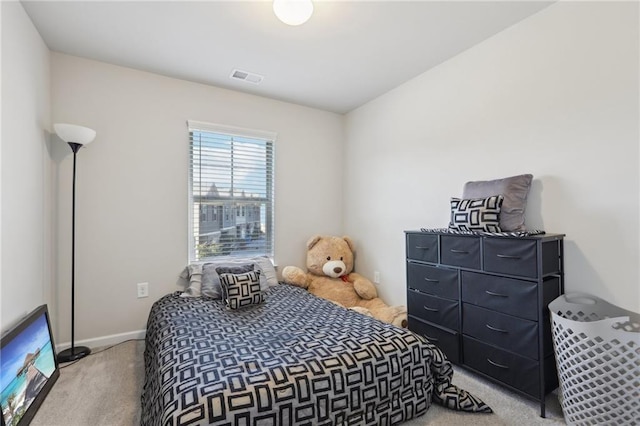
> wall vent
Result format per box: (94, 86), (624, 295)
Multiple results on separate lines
(230, 69), (264, 85)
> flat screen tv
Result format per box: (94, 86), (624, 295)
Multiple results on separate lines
(0, 305), (59, 426)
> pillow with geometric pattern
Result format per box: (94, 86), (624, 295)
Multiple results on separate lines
(449, 195), (503, 232)
(203, 263), (255, 299)
(219, 270), (264, 310)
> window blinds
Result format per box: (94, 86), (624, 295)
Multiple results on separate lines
(188, 121), (275, 261)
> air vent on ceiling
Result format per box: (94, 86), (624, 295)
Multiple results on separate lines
(230, 69), (264, 85)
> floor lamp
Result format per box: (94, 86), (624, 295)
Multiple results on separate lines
(54, 123), (96, 363)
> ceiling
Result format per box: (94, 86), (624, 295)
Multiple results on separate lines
(22, 1), (553, 114)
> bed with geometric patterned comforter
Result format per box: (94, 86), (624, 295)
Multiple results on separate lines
(141, 284), (491, 425)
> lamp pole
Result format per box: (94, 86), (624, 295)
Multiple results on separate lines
(56, 142), (91, 363)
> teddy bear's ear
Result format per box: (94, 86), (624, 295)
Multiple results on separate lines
(342, 236), (356, 253)
(307, 235), (322, 250)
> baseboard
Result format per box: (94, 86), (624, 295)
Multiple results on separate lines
(56, 329), (146, 352)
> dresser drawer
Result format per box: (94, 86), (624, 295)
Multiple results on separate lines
(407, 291), (459, 330)
(461, 271), (537, 321)
(441, 236), (480, 269)
(408, 316), (460, 364)
(463, 303), (539, 359)
(407, 263), (458, 299)
(406, 233), (438, 263)
(463, 336), (540, 397)
(484, 238), (538, 278)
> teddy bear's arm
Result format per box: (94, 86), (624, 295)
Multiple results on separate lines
(282, 266), (311, 289)
(348, 273), (378, 300)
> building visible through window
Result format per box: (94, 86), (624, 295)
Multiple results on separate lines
(188, 121), (275, 261)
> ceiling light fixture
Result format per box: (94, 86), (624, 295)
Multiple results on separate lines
(273, 0), (313, 26)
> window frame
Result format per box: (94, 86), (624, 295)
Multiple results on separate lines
(187, 120), (276, 262)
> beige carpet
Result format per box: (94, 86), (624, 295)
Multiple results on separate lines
(31, 340), (566, 425)
(32, 340), (145, 426)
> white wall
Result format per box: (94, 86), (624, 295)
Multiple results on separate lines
(344, 1), (639, 312)
(0, 2), (52, 331)
(50, 53), (344, 345)
(6, 0), (638, 347)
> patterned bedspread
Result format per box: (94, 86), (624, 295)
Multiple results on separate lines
(141, 284), (490, 426)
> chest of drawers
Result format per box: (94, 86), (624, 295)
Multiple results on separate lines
(405, 230), (564, 417)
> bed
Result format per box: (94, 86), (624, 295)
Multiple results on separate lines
(141, 284), (491, 425)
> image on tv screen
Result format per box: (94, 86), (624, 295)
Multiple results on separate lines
(1, 307), (58, 426)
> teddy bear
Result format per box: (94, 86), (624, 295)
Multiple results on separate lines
(282, 235), (408, 328)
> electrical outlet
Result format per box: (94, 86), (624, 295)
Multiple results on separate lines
(373, 271), (380, 284)
(137, 282), (149, 298)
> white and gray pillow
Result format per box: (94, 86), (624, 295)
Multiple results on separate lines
(219, 271), (263, 309)
(449, 195), (503, 232)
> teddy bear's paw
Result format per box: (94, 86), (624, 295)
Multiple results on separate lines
(351, 276), (378, 300)
(282, 266), (308, 288)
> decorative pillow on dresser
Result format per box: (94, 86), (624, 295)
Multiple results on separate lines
(462, 174), (533, 231)
(219, 271), (264, 309)
(449, 195), (503, 232)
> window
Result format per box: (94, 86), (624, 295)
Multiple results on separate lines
(188, 121), (275, 261)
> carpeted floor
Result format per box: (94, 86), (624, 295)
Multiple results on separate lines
(32, 340), (145, 426)
(31, 340), (566, 425)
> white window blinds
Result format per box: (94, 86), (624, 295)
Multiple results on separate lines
(188, 121), (275, 261)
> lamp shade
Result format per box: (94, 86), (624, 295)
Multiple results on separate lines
(54, 123), (96, 146)
(273, 0), (313, 26)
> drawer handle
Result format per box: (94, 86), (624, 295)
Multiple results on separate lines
(423, 305), (439, 312)
(487, 358), (510, 369)
(486, 324), (508, 333)
(423, 334), (439, 342)
(485, 290), (508, 298)
(415, 246), (431, 250)
(424, 277), (439, 283)
(450, 249), (469, 254)
(496, 254), (522, 260)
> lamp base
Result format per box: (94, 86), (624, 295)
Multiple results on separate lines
(57, 346), (91, 363)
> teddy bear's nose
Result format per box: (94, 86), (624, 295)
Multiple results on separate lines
(333, 267), (343, 274)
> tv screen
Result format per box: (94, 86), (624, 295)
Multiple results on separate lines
(1, 305), (59, 426)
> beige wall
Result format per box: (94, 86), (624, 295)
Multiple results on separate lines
(344, 1), (639, 312)
(50, 53), (344, 346)
(0, 2), (52, 331)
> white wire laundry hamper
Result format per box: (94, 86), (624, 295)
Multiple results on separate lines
(549, 293), (639, 425)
